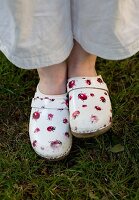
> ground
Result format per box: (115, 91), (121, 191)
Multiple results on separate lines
(0, 52), (139, 200)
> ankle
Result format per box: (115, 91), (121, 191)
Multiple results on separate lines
(67, 40), (97, 78)
(68, 54), (97, 78)
(37, 62), (67, 95)
(38, 78), (67, 95)
(68, 65), (97, 78)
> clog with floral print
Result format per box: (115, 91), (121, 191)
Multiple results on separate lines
(67, 75), (112, 138)
(29, 86), (72, 160)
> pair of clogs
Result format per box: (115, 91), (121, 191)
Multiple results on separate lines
(29, 75), (112, 160)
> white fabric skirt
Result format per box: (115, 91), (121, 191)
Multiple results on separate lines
(0, 0), (139, 69)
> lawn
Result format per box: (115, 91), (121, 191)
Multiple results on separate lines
(0, 51), (139, 200)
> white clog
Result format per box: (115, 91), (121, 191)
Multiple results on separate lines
(29, 86), (72, 160)
(67, 75), (112, 138)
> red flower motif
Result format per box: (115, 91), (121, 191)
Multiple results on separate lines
(68, 80), (76, 88)
(91, 115), (99, 123)
(34, 128), (40, 133)
(100, 96), (106, 103)
(86, 79), (91, 85)
(90, 93), (94, 97)
(82, 105), (87, 108)
(65, 99), (69, 107)
(61, 99), (69, 107)
(97, 78), (103, 83)
(65, 132), (70, 137)
(95, 106), (102, 111)
(48, 113), (54, 120)
(32, 140), (37, 147)
(63, 118), (68, 124)
(47, 126), (56, 132)
(78, 93), (88, 101)
(69, 95), (72, 101)
(33, 111), (40, 120)
(72, 111), (80, 119)
(50, 140), (62, 148)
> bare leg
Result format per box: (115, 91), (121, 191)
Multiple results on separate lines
(67, 40), (97, 78)
(37, 61), (67, 95)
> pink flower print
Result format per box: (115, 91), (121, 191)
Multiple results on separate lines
(47, 126), (56, 132)
(95, 106), (102, 111)
(33, 111), (40, 120)
(34, 128), (40, 133)
(32, 140), (37, 147)
(65, 99), (69, 107)
(97, 78), (103, 83)
(50, 140), (62, 149)
(104, 92), (108, 95)
(68, 80), (76, 88)
(78, 93), (88, 101)
(82, 105), (87, 108)
(91, 115), (99, 123)
(63, 118), (68, 124)
(48, 113), (54, 120)
(86, 79), (91, 85)
(100, 96), (106, 103)
(69, 95), (72, 101)
(72, 111), (80, 119)
(62, 99), (69, 107)
(90, 93), (94, 97)
(65, 132), (70, 137)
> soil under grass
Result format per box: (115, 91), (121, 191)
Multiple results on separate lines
(0, 52), (139, 200)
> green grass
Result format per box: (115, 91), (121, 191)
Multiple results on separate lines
(0, 51), (139, 200)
